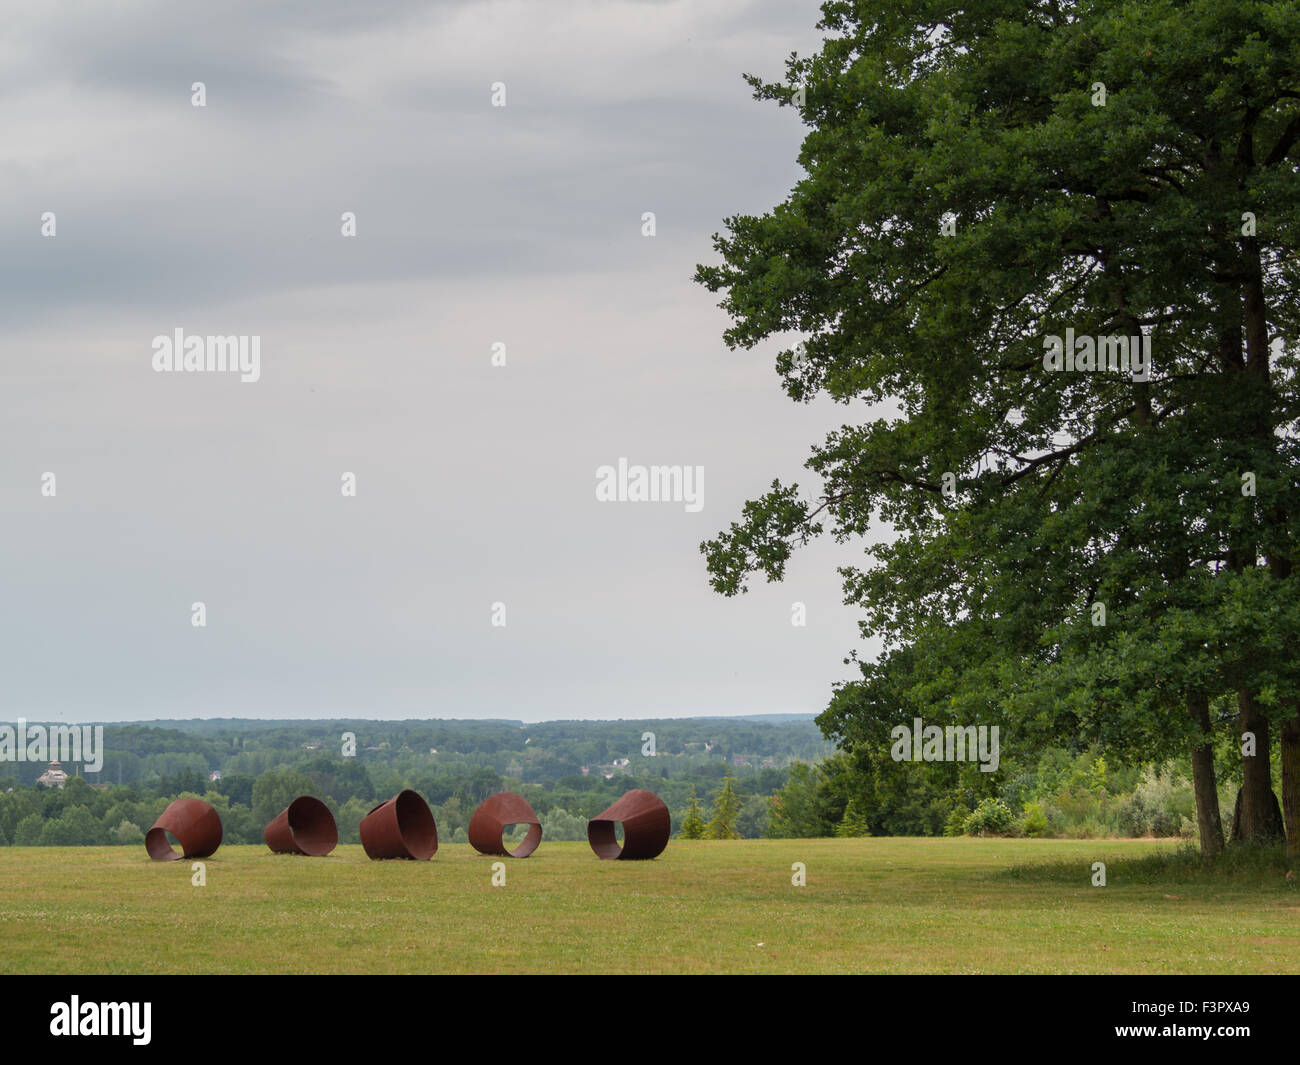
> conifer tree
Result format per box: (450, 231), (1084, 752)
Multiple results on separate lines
(678, 786), (707, 839)
(706, 772), (743, 840)
(836, 796), (871, 838)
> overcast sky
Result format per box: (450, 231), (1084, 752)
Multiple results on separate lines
(1, 0), (886, 723)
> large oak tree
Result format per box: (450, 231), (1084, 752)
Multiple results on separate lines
(696, 0), (1300, 858)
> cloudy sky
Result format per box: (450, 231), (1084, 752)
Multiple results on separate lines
(1, 0), (885, 723)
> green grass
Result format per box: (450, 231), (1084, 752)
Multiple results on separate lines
(1, 838), (1296, 973)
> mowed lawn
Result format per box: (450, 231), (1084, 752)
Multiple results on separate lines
(0, 838), (1296, 974)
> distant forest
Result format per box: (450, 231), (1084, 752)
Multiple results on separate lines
(0, 717), (831, 846)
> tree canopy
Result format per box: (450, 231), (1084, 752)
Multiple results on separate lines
(697, 0), (1300, 858)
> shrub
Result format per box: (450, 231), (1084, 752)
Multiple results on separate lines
(1051, 789), (1104, 825)
(112, 820), (145, 846)
(14, 813), (42, 846)
(1019, 801), (1049, 838)
(540, 806), (588, 842)
(1115, 765), (1195, 838)
(943, 806), (971, 837)
(964, 798), (1014, 836)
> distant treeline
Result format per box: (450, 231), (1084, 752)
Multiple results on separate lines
(0, 717), (829, 845)
(0, 717), (829, 789)
(2, 717), (1240, 846)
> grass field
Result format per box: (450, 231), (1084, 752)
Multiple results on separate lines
(1, 838), (1296, 973)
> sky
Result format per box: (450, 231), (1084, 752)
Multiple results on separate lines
(1, 0), (888, 723)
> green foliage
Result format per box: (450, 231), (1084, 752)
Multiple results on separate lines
(767, 762), (832, 838)
(40, 805), (106, 846)
(944, 806), (971, 838)
(705, 773), (742, 840)
(0, 717), (833, 850)
(1086, 757), (1108, 798)
(434, 796), (467, 840)
(539, 807), (588, 842)
(335, 798), (372, 845)
(1018, 802), (1050, 839)
(112, 820), (145, 846)
(695, 0), (1300, 860)
(736, 795), (770, 839)
(215, 800), (261, 846)
(963, 798), (1015, 837)
(251, 769), (318, 828)
(218, 773), (256, 808)
(761, 742), (1217, 841)
(14, 814), (42, 846)
(678, 787), (706, 839)
(1115, 766), (1197, 838)
(0, 723), (1231, 848)
(836, 797), (871, 837)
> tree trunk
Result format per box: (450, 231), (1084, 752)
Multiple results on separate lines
(1282, 713), (1300, 862)
(1188, 691), (1224, 863)
(1224, 244), (1287, 846)
(1231, 691), (1285, 843)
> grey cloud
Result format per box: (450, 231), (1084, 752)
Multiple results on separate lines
(0, 1), (867, 723)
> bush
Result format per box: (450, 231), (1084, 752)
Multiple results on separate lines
(835, 797), (871, 838)
(540, 806), (587, 842)
(1000, 771), (1037, 810)
(112, 820), (145, 846)
(1050, 789), (1104, 826)
(1019, 801), (1049, 837)
(14, 813), (42, 846)
(336, 798), (371, 845)
(943, 806), (971, 837)
(40, 805), (107, 846)
(964, 798), (1014, 836)
(1115, 765), (1194, 838)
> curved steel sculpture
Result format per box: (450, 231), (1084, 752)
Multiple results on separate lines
(360, 789), (438, 860)
(469, 792), (542, 858)
(587, 789), (670, 860)
(264, 795), (339, 856)
(146, 797), (223, 861)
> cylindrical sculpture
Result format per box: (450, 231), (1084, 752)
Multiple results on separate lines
(146, 797), (223, 861)
(264, 795), (338, 856)
(360, 789), (438, 860)
(587, 789), (670, 861)
(468, 792), (542, 858)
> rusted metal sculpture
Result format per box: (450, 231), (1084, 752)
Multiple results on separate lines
(146, 797), (223, 861)
(469, 792), (542, 858)
(587, 789), (670, 860)
(264, 795), (338, 856)
(360, 789), (438, 860)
